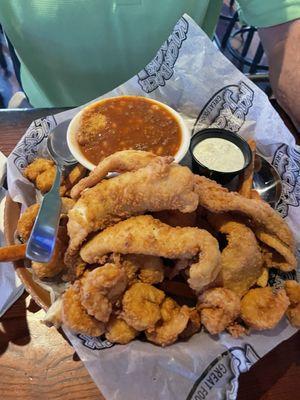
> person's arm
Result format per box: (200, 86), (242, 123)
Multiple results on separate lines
(258, 19), (300, 130)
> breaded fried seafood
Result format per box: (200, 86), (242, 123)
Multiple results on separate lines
(81, 263), (127, 323)
(105, 316), (138, 344)
(241, 287), (290, 330)
(80, 215), (221, 292)
(197, 288), (240, 335)
(122, 283), (165, 331)
(207, 213), (263, 296)
(62, 281), (105, 336)
(145, 298), (190, 346)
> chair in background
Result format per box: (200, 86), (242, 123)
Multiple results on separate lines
(214, 0), (271, 97)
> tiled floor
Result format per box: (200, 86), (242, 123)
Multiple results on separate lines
(0, 0), (268, 108)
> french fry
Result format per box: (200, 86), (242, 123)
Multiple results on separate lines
(239, 139), (256, 199)
(0, 243), (27, 262)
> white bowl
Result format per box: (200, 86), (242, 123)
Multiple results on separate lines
(67, 96), (191, 171)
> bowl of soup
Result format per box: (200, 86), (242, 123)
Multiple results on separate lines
(67, 95), (190, 170)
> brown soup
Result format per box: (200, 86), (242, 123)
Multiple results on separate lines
(76, 96), (182, 165)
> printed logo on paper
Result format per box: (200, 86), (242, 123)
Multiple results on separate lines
(77, 334), (114, 350)
(137, 17), (188, 93)
(268, 267), (297, 288)
(186, 344), (259, 400)
(192, 82), (254, 134)
(272, 144), (300, 218)
(12, 116), (57, 170)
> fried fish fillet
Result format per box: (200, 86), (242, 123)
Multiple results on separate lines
(194, 175), (295, 250)
(255, 230), (296, 271)
(207, 213), (263, 297)
(66, 158), (198, 263)
(71, 150), (161, 199)
(80, 215), (221, 292)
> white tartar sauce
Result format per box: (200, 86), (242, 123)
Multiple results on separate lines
(193, 137), (245, 172)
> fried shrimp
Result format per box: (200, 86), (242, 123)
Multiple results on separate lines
(179, 308), (201, 339)
(207, 213), (263, 296)
(66, 158), (198, 263)
(80, 215), (221, 292)
(197, 288), (240, 335)
(285, 280), (300, 304)
(71, 150), (160, 199)
(24, 158), (56, 193)
(80, 263), (127, 323)
(194, 175), (295, 250)
(105, 316), (138, 344)
(62, 282), (105, 336)
(241, 287), (290, 330)
(285, 280), (300, 328)
(16, 203), (40, 242)
(122, 283), (165, 331)
(122, 254), (164, 285)
(146, 298), (190, 346)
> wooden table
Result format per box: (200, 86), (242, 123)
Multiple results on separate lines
(0, 106), (299, 400)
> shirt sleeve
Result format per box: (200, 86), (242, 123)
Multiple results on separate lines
(237, 0), (300, 28)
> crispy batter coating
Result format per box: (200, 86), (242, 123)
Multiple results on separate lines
(62, 282), (105, 336)
(180, 307), (201, 339)
(80, 264), (127, 323)
(286, 304), (300, 328)
(24, 158), (55, 183)
(198, 288), (240, 335)
(71, 150), (159, 199)
(256, 230), (296, 271)
(285, 281), (300, 328)
(66, 158), (198, 263)
(226, 322), (248, 338)
(62, 256), (87, 282)
(146, 298), (190, 346)
(61, 197), (76, 214)
(122, 254), (164, 285)
(16, 203), (40, 242)
(194, 175), (295, 250)
(261, 243), (292, 272)
(24, 158), (57, 193)
(105, 316), (138, 344)
(122, 283), (165, 331)
(121, 256), (139, 286)
(241, 287), (290, 330)
(80, 215), (221, 293)
(208, 213), (263, 297)
(256, 268), (269, 287)
(285, 280), (300, 304)
(60, 164), (87, 197)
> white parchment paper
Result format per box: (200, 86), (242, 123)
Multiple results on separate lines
(6, 15), (300, 400)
